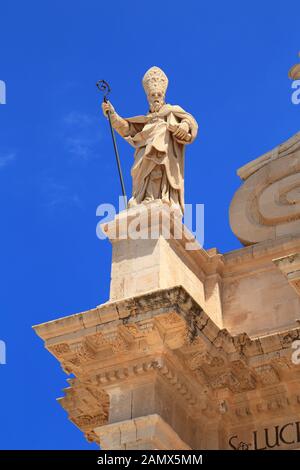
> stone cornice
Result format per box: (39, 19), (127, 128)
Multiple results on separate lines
(223, 234), (300, 277)
(34, 285), (300, 447)
(237, 132), (300, 181)
(34, 285), (300, 355)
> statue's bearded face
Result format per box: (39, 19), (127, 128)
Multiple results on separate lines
(148, 90), (165, 112)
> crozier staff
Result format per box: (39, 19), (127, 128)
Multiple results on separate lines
(97, 79), (127, 208)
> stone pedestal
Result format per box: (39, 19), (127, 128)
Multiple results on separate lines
(101, 201), (223, 328)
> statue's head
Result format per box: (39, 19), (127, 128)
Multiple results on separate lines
(143, 66), (168, 112)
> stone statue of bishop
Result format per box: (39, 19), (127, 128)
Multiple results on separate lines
(102, 66), (198, 214)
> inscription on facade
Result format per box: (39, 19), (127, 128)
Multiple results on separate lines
(229, 421), (300, 450)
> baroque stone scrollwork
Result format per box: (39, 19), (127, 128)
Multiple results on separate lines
(230, 132), (300, 245)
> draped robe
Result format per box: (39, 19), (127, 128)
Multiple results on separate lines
(123, 104), (198, 213)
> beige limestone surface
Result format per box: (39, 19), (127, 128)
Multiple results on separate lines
(33, 128), (300, 450)
(34, 285), (300, 450)
(230, 131), (300, 246)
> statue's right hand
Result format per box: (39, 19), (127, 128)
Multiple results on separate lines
(102, 101), (115, 117)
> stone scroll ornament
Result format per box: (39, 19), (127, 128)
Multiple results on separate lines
(229, 132), (300, 245)
(100, 66), (198, 214)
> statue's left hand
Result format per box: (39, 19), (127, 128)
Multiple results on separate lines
(168, 123), (191, 142)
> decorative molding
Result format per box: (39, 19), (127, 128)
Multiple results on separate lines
(35, 286), (300, 448)
(273, 253), (300, 296)
(230, 131), (300, 245)
(58, 379), (110, 433)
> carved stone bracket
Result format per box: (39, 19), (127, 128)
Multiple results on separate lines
(273, 253), (300, 297)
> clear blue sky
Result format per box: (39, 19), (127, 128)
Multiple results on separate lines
(0, 0), (299, 450)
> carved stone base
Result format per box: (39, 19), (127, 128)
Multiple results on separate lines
(34, 284), (300, 450)
(102, 201), (224, 328)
